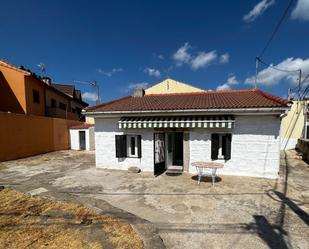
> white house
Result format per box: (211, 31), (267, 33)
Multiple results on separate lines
(85, 88), (288, 179)
(69, 124), (95, 151)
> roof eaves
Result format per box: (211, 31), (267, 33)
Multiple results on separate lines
(85, 95), (132, 112)
(0, 59), (31, 75)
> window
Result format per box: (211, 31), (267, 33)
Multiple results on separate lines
(211, 133), (232, 161)
(32, 90), (40, 103)
(115, 135), (141, 158)
(51, 99), (56, 108)
(59, 102), (66, 110)
(127, 135), (138, 157)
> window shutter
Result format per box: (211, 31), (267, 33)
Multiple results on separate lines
(211, 134), (219, 160)
(224, 134), (232, 160)
(115, 135), (127, 158)
(137, 135), (142, 158)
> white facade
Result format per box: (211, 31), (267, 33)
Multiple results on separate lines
(94, 115), (281, 179)
(69, 127), (95, 151)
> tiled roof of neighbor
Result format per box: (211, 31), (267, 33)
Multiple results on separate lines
(52, 84), (75, 97)
(86, 89), (288, 113)
(70, 123), (94, 129)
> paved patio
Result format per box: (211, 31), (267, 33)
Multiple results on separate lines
(0, 150), (308, 249)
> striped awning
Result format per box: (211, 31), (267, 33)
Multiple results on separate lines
(118, 116), (235, 129)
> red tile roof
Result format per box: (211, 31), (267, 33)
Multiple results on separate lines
(86, 89), (288, 113)
(70, 123), (94, 129)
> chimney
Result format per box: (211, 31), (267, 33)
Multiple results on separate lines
(133, 88), (145, 97)
(42, 77), (51, 85)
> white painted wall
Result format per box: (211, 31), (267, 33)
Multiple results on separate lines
(94, 115), (281, 178)
(70, 129), (80, 150)
(69, 128), (95, 151)
(95, 118), (154, 170)
(189, 115), (281, 178)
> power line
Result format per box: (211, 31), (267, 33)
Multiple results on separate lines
(299, 74), (309, 100)
(257, 57), (300, 73)
(259, 0), (295, 58)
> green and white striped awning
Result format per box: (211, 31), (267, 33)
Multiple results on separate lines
(118, 116), (235, 129)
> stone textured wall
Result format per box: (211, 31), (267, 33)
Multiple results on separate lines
(95, 115), (281, 178)
(95, 118), (154, 170)
(189, 115), (281, 178)
(296, 139), (309, 163)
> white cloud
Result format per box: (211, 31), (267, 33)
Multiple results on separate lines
(245, 57), (309, 87)
(172, 42), (191, 66)
(219, 53), (230, 64)
(216, 76), (239, 91)
(291, 0), (309, 21)
(144, 68), (161, 78)
(98, 68), (123, 77)
(124, 82), (149, 93)
(82, 92), (98, 102)
(172, 43), (228, 70)
(243, 0), (275, 23)
(191, 51), (218, 70)
(158, 54), (164, 60)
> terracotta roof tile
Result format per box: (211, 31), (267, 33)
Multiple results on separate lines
(70, 123), (94, 129)
(86, 89), (288, 113)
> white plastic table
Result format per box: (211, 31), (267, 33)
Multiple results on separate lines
(192, 161), (224, 186)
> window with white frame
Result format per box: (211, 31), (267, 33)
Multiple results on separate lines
(127, 135), (138, 157)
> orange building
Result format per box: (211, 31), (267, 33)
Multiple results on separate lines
(0, 59), (88, 120)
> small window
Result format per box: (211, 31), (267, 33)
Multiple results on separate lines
(33, 90), (40, 103)
(51, 99), (56, 108)
(59, 102), (66, 110)
(211, 133), (232, 161)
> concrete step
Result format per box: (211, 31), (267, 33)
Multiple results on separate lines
(166, 165), (183, 175)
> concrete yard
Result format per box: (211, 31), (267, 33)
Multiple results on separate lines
(0, 150), (308, 249)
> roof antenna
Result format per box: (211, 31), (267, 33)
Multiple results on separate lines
(254, 57), (259, 90)
(74, 80), (101, 105)
(37, 62), (46, 75)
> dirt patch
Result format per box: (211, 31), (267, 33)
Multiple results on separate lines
(0, 188), (143, 249)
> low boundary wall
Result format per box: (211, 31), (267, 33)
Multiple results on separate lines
(0, 112), (81, 161)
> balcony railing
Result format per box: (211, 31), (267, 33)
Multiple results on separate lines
(45, 107), (80, 120)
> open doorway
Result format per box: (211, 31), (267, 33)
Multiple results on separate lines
(79, 131), (86, 150)
(166, 132), (183, 173)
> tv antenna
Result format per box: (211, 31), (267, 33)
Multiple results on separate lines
(74, 80), (101, 105)
(37, 62), (47, 75)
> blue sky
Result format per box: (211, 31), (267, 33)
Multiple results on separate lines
(1, 0), (309, 105)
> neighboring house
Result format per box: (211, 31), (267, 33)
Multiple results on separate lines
(280, 100), (308, 150)
(50, 83), (88, 120)
(0, 59), (88, 120)
(85, 88), (288, 179)
(145, 78), (205, 94)
(0, 60), (46, 116)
